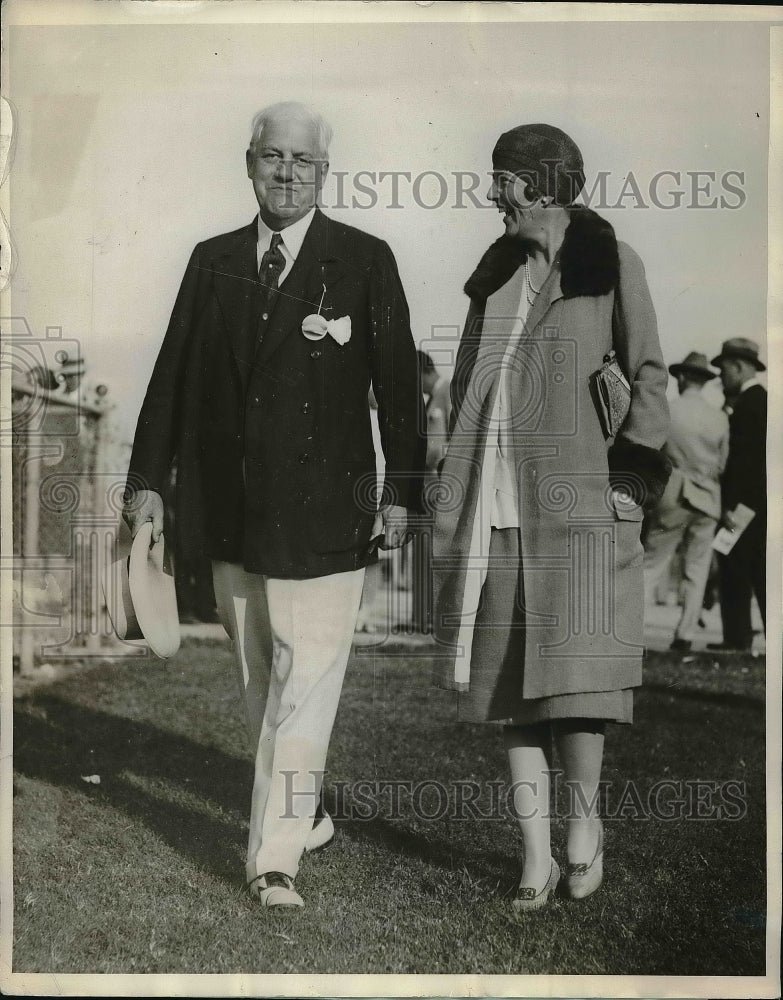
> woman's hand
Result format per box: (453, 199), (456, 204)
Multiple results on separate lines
(379, 504), (410, 549)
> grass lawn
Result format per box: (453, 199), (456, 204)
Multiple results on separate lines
(12, 638), (767, 976)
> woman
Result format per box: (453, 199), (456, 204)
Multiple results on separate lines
(433, 124), (670, 909)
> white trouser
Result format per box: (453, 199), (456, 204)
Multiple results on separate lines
(643, 506), (717, 642)
(212, 561), (365, 881)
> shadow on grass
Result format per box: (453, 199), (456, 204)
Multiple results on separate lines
(641, 682), (764, 712)
(336, 810), (515, 886)
(14, 691), (517, 896)
(14, 687), (502, 890)
(13, 653), (767, 901)
(14, 693), (252, 885)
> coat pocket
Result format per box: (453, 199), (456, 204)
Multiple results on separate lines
(309, 462), (377, 553)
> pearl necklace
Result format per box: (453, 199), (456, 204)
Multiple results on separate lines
(524, 258), (542, 307)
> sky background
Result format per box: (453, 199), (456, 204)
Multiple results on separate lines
(6, 12), (772, 440)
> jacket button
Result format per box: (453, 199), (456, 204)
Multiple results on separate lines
(301, 402), (311, 414)
(298, 453), (310, 463)
(262, 312), (269, 321)
(310, 349), (322, 360)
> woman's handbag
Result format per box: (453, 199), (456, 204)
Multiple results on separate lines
(590, 350), (631, 439)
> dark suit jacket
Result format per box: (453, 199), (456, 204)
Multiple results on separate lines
(128, 209), (425, 579)
(721, 382), (767, 517)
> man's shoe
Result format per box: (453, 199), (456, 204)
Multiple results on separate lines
(248, 871), (304, 909)
(305, 811), (334, 852)
(669, 638), (692, 653)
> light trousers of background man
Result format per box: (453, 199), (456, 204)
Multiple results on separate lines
(212, 562), (365, 882)
(643, 504), (717, 644)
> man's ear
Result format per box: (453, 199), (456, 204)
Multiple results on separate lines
(246, 149), (254, 178)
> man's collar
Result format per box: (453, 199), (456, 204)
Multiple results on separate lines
(739, 376), (762, 395)
(257, 207), (317, 259)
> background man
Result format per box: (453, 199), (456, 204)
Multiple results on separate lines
(642, 352), (728, 652)
(416, 349), (452, 499)
(411, 350), (452, 632)
(124, 102), (424, 908)
(708, 337), (767, 652)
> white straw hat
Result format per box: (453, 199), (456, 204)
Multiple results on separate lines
(104, 522), (180, 659)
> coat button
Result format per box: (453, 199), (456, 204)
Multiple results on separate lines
(310, 349), (322, 360)
(262, 312), (269, 321)
(298, 453), (310, 463)
(301, 402), (311, 414)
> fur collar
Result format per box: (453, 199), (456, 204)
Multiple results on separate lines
(464, 206), (619, 302)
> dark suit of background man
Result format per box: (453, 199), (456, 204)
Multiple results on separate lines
(708, 337), (767, 652)
(124, 102), (425, 908)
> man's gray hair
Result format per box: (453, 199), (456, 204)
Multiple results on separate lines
(249, 102), (333, 160)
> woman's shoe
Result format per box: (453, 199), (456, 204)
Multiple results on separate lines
(565, 820), (603, 900)
(512, 858), (560, 912)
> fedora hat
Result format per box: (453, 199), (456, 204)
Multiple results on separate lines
(103, 522), (180, 659)
(710, 337), (766, 372)
(668, 351), (717, 380)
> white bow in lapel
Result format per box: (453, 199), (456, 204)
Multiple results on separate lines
(301, 283), (351, 345)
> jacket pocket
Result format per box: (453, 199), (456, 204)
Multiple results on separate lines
(309, 462), (377, 553)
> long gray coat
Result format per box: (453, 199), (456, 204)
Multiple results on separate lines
(433, 208), (670, 698)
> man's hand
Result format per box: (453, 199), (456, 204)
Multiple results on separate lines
(123, 489), (165, 543)
(379, 504), (411, 550)
(720, 508), (738, 532)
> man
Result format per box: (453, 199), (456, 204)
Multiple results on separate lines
(124, 102), (424, 908)
(707, 337), (767, 652)
(642, 352), (728, 652)
(417, 349), (452, 500)
(410, 351), (451, 632)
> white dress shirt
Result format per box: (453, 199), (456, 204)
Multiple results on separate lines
(256, 207), (316, 286)
(738, 375), (762, 395)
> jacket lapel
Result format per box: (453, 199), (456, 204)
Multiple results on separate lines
(522, 257), (563, 338)
(481, 254), (564, 349)
(255, 209), (347, 365)
(210, 219), (262, 375)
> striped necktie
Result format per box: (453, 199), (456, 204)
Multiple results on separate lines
(252, 233), (286, 366)
(259, 232), (286, 295)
